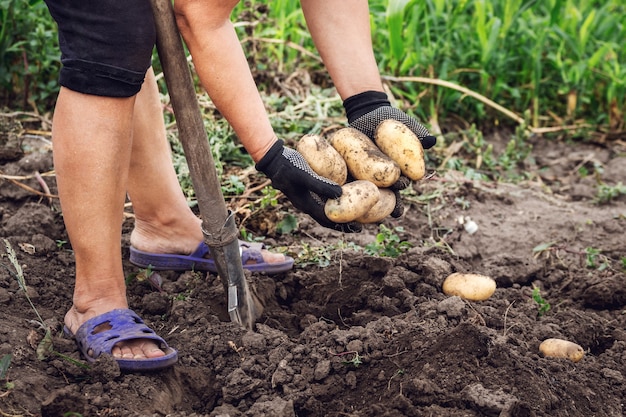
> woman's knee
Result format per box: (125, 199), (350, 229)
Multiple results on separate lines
(174, 0), (240, 32)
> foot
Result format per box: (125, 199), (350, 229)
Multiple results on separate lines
(129, 217), (288, 266)
(65, 304), (166, 361)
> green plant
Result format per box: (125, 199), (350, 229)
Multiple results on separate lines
(341, 351), (362, 368)
(594, 182), (626, 205)
(0, 0), (61, 111)
(221, 174), (246, 197)
(297, 243), (333, 268)
(584, 247), (609, 271)
(365, 225), (412, 258)
(531, 285), (551, 317)
(127, 266), (164, 292)
(296, 240), (363, 268)
(0, 353), (13, 391)
(258, 187), (279, 210)
(275, 213), (298, 235)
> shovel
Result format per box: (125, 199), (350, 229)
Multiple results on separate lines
(149, 0), (262, 330)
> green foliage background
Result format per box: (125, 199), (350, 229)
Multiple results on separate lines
(2, 0), (624, 132)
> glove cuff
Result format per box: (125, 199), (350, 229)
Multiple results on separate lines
(255, 139), (285, 176)
(343, 91), (390, 124)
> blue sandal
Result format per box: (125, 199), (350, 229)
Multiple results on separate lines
(129, 240), (294, 274)
(64, 309), (178, 371)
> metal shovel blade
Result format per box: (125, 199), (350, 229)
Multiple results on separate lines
(149, 0), (263, 329)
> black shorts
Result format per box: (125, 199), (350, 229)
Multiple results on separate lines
(44, 0), (156, 97)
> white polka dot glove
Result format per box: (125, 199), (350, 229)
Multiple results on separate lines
(256, 140), (362, 233)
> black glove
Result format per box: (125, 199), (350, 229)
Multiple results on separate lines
(256, 140), (362, 233)
(343, 90), (437, 149)
(344, 91), (434, 219)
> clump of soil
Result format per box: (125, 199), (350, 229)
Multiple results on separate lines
(1, 116), (625, 417)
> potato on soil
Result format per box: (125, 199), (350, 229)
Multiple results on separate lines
(296, 134), (348, 185)
(356, 188), (396, 223)
(539, 338), (585, 363)
(442, 272), (496, 301)
(375, 119), (426, 181)
(329, 127), (401, 188)
(324, 180), (380, 223)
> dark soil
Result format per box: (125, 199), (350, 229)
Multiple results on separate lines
(1, 114), (626, 417)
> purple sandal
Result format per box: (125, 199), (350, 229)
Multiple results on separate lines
(129, 240), (294, 274)
(64, 309), (178, 371)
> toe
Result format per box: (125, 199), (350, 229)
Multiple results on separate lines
(261, 249), (285, 264)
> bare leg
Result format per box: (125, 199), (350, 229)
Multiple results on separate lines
(173, 0), (276, 162)
(300, 0), (384, 100)
(127, 68), (203, 255)
(55, 87), (165, 359)
(127, 68), (285, 261)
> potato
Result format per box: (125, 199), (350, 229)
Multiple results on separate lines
(375, 119), (426, 181)
(329, 127), (401, 188)
(324, 180), (380, 223)
(539, 338), (585, 363)
(442, 272), (496, 301)
(355, 188), (397, 223)
(296, 134), (348, 185)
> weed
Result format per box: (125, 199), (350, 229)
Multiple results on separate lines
(259, 187), (279, 209)
(594, 182), (626, 205)
(297, 243), (333, 268)
(365, 225), (412, 258)
(221, 174), (246, 197)
(127, 266), (165, 292)
(532, 241), (558, 259)
(531, 285), (551, 317)
(584, 247), (609, 271)
(0, 353), (13, 391)
(174, 293), (188, 301)
(334, 351), (362, 368)
(275, 213), (298, 235)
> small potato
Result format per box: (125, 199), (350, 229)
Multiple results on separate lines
(539, 338), (585, 363)
(375, 119), (426, 181)
(296, 134), (348, 185)
(442, 272), (496, 301)
(329, 127), (401, 188)
(325, 180), (380, 223)
(356, 188), (396, 223)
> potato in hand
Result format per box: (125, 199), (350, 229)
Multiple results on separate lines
(355, 188), (397, 223)
(375, 119), (426, 181)
(296, 134), (348, 185)
(324, 180), (380, 223)
(329, 127), (401, 188)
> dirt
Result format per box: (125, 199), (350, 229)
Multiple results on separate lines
(1, 115), (626, 417)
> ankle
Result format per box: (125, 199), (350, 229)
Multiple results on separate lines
(130, 217), (203, 254)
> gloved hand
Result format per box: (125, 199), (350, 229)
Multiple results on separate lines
(344, 91), (435, 219)
(343, 91), (437, 149)
(256, 140), (362, 233)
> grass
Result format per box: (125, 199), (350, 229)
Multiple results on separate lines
(3, 0), (623, 133)
(3, 0), (624, 236)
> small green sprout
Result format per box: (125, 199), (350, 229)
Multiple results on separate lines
(532, 285), (551, 317)
(342, 352), (362, 368)
(365, 225), (412, 258)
